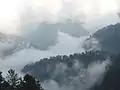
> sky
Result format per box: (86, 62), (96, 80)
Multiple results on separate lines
(0, 0), (119, 34)
(0, 0), (118, 73)
(0, 0), (118, 72)
(0, 0), (116, 89)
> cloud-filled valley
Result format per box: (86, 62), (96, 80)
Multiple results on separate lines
(0, 0), (120, 90)
(0, 31), (87, 74)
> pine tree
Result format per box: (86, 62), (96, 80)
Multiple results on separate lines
(0, 71), (10, 90)
(22, 74), (43, 90)
(6, 69), (20, 90)
(0, 71), (3, 87)
(0, 70), (44, 90)
(0, 71), (4, 90)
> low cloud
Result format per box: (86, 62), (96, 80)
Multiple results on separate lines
(0, 32), (86, 73)
(42, 60), (110, 90)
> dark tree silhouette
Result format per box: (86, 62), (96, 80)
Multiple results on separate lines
(92, 54), (120, 90)
(0, 72), (3, 87)
(0, 71), (11, 90)
(0, 70), (44, 90)
(22, 74), (43, 90)
(22, 50), (110, 84)
(6, 69), (20, 90)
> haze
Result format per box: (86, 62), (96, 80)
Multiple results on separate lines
(0, 0), (119, 34)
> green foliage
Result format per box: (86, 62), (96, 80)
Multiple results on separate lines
(93, 23), (120, 54)
(22, 50), (110, 85)
(6, 69), (20, 90)
(0, 69), (44, 90)
(22, 74), (43, 90)
(0, 72), (10, 90)
(92, 54), (120, 90)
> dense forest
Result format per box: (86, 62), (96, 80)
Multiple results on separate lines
(22, 50), (112, 86)
(0, 69), (43, 90)
(2, 23), (120, 90)
(91, 54), (120, 90)
(2, 51), (120, 90)
(92, 23), (120, 54)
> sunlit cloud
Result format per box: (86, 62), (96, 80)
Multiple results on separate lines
(0, 0), (119, 34)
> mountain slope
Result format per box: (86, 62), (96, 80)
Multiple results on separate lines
(22, 50), (109, 87)
(84, 23), (120, 54)
(92, 54), (120, 90)
(0, 32), (32, 57)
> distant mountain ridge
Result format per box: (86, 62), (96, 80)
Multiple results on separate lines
(83, 23), (120, 54)
(0, 20), (90, 57)
(0, 32), (32, 57)
(21, 23), (120, 90)
(22, 50), (110, 87)
(92, 54), (120, 90)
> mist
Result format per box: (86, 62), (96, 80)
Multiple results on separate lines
(0, 31), (87, 74)
(0, 0), (119, 90)
(42, 60), (110, 90)
(0, 0), (119, 34)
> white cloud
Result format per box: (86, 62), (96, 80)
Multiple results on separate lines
(0, 0), (119, 34)
(0, 0), (117, 89)
(0, 32), (87, 73)
(41, 60), (110, 90)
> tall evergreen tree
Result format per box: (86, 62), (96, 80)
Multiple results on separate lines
(6, 69), (20, 90)
(0, 70), (44, 90)
(0, 71), (4, 90)
(0, 71), (10, 90)
(0, 71), (3, 87)
(22, 74), (43, 90)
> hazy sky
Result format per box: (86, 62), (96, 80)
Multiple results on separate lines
(0, 0), (119, 34)
(0, 1), (114, 89)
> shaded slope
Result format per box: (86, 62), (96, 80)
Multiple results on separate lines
(22, 50), (109, 85)
(87, 23), (120, 54)
(92, 54), (120, 90)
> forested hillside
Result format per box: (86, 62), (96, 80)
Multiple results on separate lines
(92, 54), (120, 90)
(22, 50), (111, 86)
(0, 69), (43, 90)
(92, 23), (120, 53)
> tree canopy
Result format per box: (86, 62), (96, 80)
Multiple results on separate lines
(0, 69), (43, 90)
